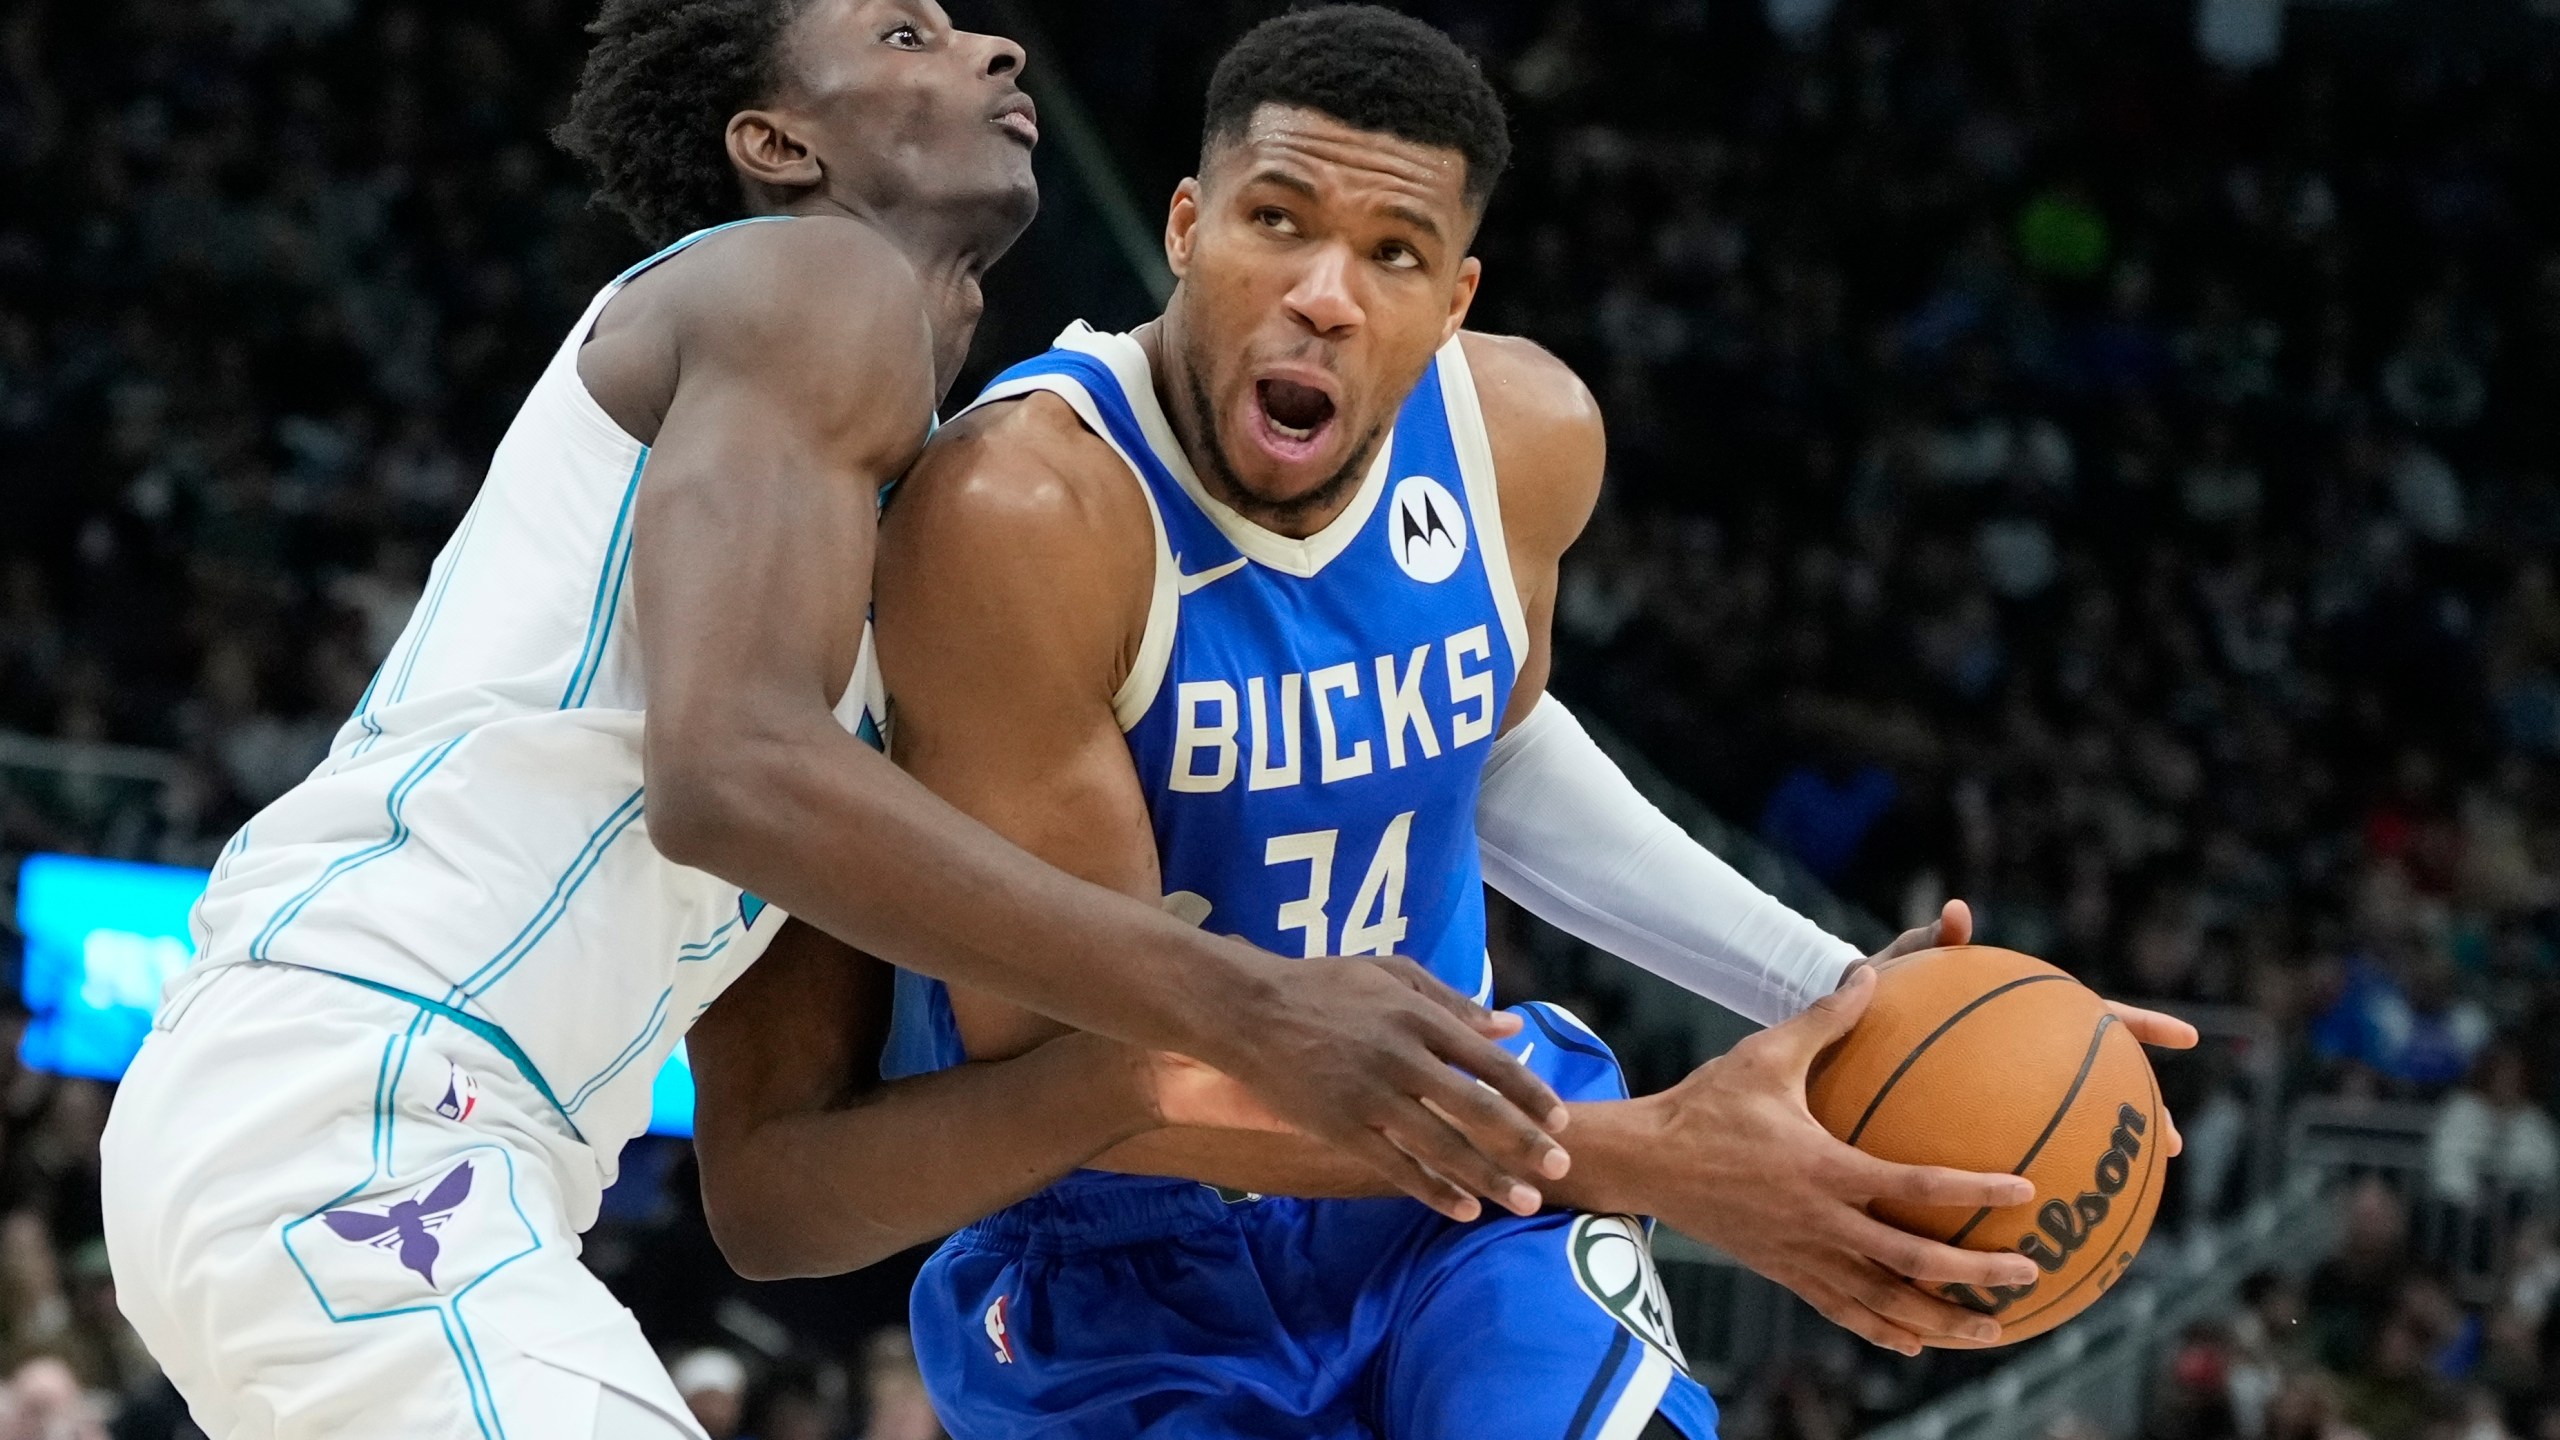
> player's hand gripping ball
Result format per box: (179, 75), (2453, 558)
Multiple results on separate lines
(1804, 946), (2169, 1345)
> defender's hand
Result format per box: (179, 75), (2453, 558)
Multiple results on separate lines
(1630, 967), (2041, 1356)
(1197, 951), (1571, 1225)
(1886, 900), (2196, 1155)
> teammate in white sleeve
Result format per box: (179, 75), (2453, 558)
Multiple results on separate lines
(98, 4), (1584, 1437)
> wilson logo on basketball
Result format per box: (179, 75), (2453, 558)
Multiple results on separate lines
(1941, 1104), (2147, 1317)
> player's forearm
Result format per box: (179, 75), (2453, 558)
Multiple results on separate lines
(1478, 697), (1861, 1025)
(653, 720), (1250, 1057)
(1093, 1097), (1677, 1213)
(700, 1032), (1157, 1280)
(1091, 1128), (1388, 1198)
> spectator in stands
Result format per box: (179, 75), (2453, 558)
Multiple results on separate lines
(2266, 1370), (2374, 1440)
(2229, 1270), (2313, 1439)
(858, 1329), (943, 1440)
(2311, 1181), (2417, 1373)
(672, 1347), (747, 1440)
(2428, 1042), (2560, 1209)
(2152, 1318), (2247, 1440)
(0, 1355), (108, 1440)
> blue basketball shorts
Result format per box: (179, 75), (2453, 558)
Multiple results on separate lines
(909, 1003), (1720, 1440)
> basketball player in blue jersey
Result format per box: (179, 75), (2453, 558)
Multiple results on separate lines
(686, 8), (2196, 1438)
(97, 4), (1580, 1437)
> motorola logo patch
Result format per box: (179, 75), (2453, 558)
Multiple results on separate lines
(1388, 476), (1467, 584)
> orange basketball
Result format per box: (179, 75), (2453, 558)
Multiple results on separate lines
(1804, 946), (2167, 1346)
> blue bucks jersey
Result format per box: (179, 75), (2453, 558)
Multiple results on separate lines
(896, 328), (1720, 1439)
(884, 322), (1530, 1083)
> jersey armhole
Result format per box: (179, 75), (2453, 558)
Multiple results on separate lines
(1436, 338), (1533, 677)
(962, 377), (1180, 731)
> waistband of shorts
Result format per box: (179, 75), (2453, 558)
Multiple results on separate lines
(166, 961), (585, 1145)
(953, 1176), (1244, 1255)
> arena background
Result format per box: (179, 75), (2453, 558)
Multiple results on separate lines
(3, 0), (2559, 1436)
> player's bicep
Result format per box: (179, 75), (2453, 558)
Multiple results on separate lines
(872, 418), (1159, 896)
(631, 230), (936, 793)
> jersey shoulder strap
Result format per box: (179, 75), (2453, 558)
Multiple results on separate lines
(957, 325), (1182, 730)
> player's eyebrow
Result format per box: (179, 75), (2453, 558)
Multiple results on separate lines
(1380, 204), (1444, 242)
(1247, 168), (1323, 203)
(1246, 169), (1445, 243)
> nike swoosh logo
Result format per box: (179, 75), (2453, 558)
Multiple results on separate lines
(1176, 557), (1249, 595)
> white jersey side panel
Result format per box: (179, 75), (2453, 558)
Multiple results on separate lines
(184, 219), (881, 1180)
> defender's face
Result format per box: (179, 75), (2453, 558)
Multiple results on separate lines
(784, 0), (1040, 231)
(1169, 104), (1482, 515)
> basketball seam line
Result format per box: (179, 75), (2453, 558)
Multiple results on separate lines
(1991, 1060), (2166, 1331)
(1843, 974), (2070, 1147)
(1945, 1013), (2119, 1248)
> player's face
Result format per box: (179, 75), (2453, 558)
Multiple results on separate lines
(1167, 105), (1483, 525)
(781, 0), (1040, 242)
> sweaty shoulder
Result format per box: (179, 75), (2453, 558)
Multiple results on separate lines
(878, 391), (1155, 681)
(584, 216), (937, 454)
(1457, 331), (1606, 564)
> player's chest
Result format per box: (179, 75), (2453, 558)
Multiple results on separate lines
(1134, 560), (1515, 807)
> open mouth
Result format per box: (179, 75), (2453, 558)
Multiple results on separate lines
(1254, 377), (1338, 455)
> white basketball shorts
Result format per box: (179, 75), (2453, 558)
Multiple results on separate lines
(101, 962), (706, 1440)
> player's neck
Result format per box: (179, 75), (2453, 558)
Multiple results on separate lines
(779, 197), (995, 402)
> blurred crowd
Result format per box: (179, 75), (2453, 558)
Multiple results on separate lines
(2134, 1177), (2560, 1440)
(2, 0), (2559, 1434)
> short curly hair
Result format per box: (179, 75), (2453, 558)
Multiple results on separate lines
(553, 0), (817, 248)
(1202, 5), (1511, 212)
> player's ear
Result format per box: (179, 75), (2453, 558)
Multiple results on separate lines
(727, 109), (824, 197)
(1166, 178), (1204, 279)
(1440, 255), (1483, 348)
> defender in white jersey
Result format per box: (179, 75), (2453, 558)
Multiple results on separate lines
(100, 5), (1583, 1437)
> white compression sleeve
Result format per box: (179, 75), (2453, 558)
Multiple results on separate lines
(1477, 696), (1863, 1027)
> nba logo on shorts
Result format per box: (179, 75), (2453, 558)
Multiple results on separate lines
(1388, 476), (1467, 584)
(434, 1062), (480, 1123)
(983, 1296), (1015, 1364)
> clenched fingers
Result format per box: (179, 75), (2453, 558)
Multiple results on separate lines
(1799, 1276), (1926, 1357)
(1837, 1209), (2041, 1290)
(1375, 1086), (1544, 1218)
(1414, 1007), (1573, 1153)
(1336, 1121), (1481, 1222)
(1839, 1262), (2004, 1346)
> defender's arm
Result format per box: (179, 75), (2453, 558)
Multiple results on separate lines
(690, 919), (1161, 1279)
(605, 220), (1563, 1219)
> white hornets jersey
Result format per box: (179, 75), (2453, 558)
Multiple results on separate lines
(184, 219), (881, 1180)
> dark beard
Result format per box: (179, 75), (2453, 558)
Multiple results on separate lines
(1183, 364), (1383, 530)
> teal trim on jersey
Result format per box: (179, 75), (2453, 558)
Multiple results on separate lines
(564, 987), (670, 1115)
(319, 971), (578, 1135)
(560, 447), (649, 709)
(251, 735), (467, 962)
(384, 502), (486, 713)
(740, 893), (769, 927)
(678, 917), (740, 961)
(609, 214), (796, 288)
(448, 788), (649, 1003)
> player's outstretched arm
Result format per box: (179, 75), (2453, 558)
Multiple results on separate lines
(1090, 974), (2046, 1356)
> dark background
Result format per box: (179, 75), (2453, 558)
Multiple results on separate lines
(1, 1), (2558, 1437)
